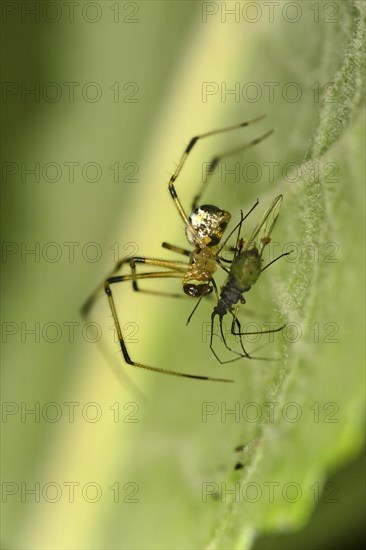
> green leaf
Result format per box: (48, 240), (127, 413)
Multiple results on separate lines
(205, 2), (366, 547)
(2, 2), (364, 549)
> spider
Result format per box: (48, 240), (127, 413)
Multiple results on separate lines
(209, 195), (290, 364)
(82, 116), (273, 382)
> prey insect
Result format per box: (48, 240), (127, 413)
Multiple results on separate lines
(82, 116), (273, 382)
(210, 195), (289, 363)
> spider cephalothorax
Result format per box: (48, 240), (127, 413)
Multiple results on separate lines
(182, 244), (220, 297)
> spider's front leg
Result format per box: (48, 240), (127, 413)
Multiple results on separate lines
(104, 272), (233, 383)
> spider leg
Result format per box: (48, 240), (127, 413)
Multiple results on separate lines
(129, 256), (187, 297)
(81, 256), (188, 317)
(161, 242), (191, 257)
(81, 255), (134, 317)
(167, 116), (267, 232)
(192, 129), (272, 210)
(104, 272), (233, 382)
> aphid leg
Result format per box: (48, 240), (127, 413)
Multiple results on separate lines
(209, 311), (245, 364)
(232, 323), (286, 338)
(232, 316), (251, 359)
(232, 316), (286, 360)
(216, 200), (260, 260)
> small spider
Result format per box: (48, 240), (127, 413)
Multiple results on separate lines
(82, 117), (272, 382)
(210, 195), (290, 363)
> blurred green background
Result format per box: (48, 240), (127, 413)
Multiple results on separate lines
(1, 1), (365, 549)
